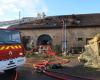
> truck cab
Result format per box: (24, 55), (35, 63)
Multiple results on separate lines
(0, 29), (25, 72)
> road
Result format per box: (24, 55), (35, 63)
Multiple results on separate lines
(18, 67), (56, 80)
(0, 67), (56, 80)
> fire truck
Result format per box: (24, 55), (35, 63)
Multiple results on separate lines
(0, 29), (25, 72)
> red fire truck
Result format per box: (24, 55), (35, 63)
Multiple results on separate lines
(0, 29), (25, 72)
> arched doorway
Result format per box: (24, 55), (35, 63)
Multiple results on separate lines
(37, 34), (52, 45)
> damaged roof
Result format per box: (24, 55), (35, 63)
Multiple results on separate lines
(8, 13), (100, 30)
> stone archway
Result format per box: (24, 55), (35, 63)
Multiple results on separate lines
(37, 34), (52, 45)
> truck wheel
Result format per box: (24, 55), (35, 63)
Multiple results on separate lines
(5, 68), (16, 74)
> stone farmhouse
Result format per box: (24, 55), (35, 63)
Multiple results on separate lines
(8, 13), (100, 52)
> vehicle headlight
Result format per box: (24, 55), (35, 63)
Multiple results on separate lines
(19, 52), (23, 55)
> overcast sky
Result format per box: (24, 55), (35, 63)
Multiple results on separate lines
(0, 0), (100, 21)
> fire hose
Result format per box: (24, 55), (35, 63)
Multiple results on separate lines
(43, 70), (94, 80)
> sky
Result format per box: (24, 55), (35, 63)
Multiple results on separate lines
(0, 0), (100, 21)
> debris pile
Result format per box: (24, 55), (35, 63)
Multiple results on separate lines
(78, 34), (100, 68)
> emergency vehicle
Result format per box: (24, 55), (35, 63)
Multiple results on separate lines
(0, 29), (25, 72)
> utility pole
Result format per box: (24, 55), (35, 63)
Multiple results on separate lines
(64, 20), (67, 54)
(19, 11), (21, 24)
(61, 19), (64, 53)
(62, 19), (67, 56)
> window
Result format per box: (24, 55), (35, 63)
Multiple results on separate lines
(78, 38), (83, 41)
(0, 30), (21, 44)
(86, 38), (92, 44)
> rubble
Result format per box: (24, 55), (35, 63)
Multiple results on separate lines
(78, 34), (100, 68)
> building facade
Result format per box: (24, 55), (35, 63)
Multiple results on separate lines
(8, 13), (100, 51)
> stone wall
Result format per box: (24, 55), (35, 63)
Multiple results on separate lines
(19, 26), (100, 49)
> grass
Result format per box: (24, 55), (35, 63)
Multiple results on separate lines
(25, 52), (77, 62)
